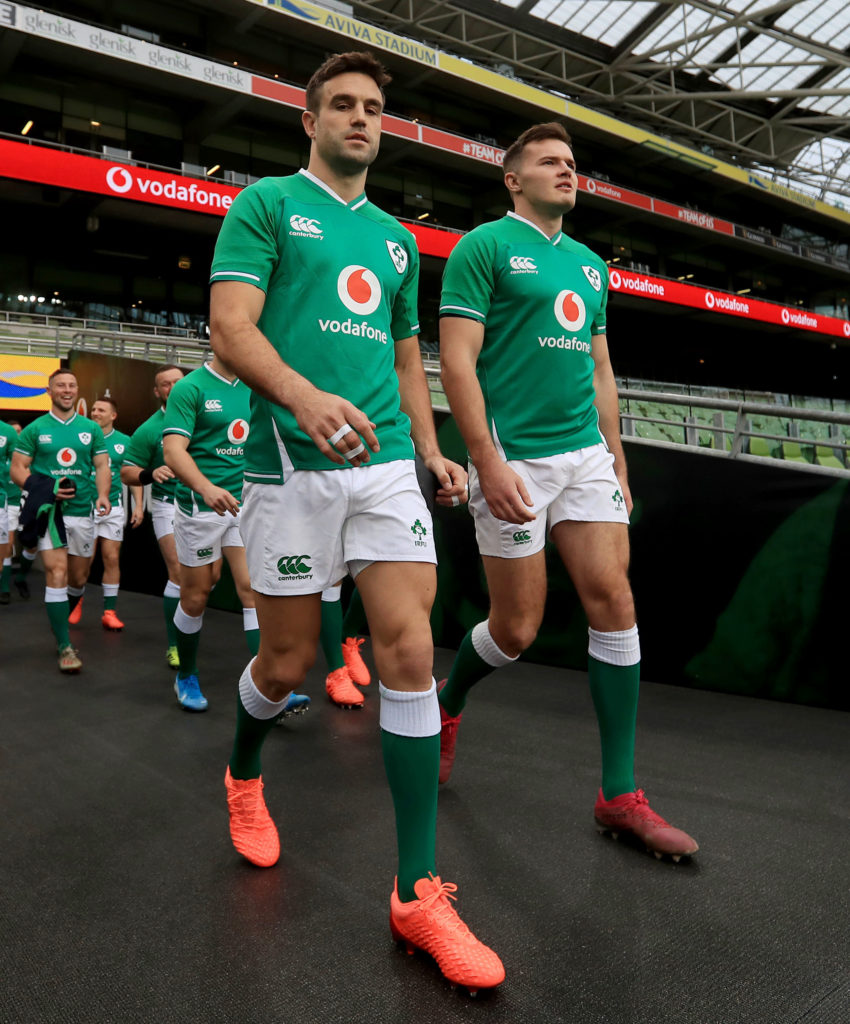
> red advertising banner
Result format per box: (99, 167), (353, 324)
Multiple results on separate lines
(608, 267), (850, 340)
(578, 174), (652, 212)
(0, 138), (239, 215)
(2, 139), (845, 340)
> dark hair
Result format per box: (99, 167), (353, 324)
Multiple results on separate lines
(305, 51), (391, 113)
(154, 364), (182, 382)
(94, 396), (118, 413)
(48, 368), (76, 385)
(503, 122), (573, 175)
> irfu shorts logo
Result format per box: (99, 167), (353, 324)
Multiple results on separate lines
(277, 555), (312, 577)
(512, 530), (531, 545)
(197, 547), (213, 558)
(612, 489), (625, 512)
(410, 519), (428, 548)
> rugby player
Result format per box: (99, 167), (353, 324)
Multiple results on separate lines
(208, 51), (503, 992)
(11, 370), (111, 671)
(438, 122), (698, 861)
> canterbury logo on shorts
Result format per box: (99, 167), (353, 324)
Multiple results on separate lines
(276, 555), (312, 576)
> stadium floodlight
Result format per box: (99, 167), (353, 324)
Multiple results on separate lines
(21, 120), (33, 135)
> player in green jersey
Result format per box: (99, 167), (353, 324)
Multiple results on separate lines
(438, 122), (698, 861)
(209, 51), (503, 992)
(85, 397), (144, 631)
(121, 365), (185, 667)
(11, 369), (111, 672)
(0, 418), (19, 605)
(0, 420), (34, 600)
(162, 356), (259, 711)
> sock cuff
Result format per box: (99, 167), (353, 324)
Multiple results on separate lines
(22, 549), (37, 562)
(102, 584), (119, 598)
(45, 586), (68, 603)
(321, 584), (342, 602)
(242, 606), (259, 631)
(238, 659), (288, 720)
(379, 680), (440, 737)
(174, 603), (203, 634)
(588, 625), (640, 667)
(163, 580), (180, 599)
(2, 558), (11, 567)
(67, 585), (85, 598)
(471, 621), (518, 668)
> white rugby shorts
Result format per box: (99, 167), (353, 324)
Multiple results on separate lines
(7, 500), (20, 535)
(38, 513), (96, 557)
(151, 498), (176, 541)
(94, 503), (125, 543)
(0, 500), (7, 546)
(174, 504), (243, 567)
(241, 460), (437, 596)
(469, 442), (630, 558)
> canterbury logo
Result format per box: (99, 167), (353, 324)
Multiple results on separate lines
(289, 215), (322, 235)
(509, 256), (537, 271)
(277, 555), (312, 576)
(512, 530), (531, 543)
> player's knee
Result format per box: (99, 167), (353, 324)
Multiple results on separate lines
(255, 645), (315, 699)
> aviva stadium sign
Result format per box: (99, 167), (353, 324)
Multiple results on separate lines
(253, 0), (438, 67)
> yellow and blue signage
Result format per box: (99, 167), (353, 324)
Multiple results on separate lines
(0, 354), (60, 411)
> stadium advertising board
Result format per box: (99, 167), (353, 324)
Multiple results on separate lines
(0, 139), (239, 215)
(0, 354), (60, 411)
(607, 268), (850, 341)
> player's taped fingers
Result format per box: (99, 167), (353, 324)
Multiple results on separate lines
(326, 423), (354, 446)
(343, 443), (366, 462)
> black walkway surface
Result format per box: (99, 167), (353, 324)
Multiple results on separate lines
(2, 587), (849, 1024)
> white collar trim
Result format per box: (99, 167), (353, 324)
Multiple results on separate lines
(507, 210), (562, 245)
(298, 168), (366, 207)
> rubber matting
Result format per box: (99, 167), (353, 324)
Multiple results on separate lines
(1, 587), (848, 1024)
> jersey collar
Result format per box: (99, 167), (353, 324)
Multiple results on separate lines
(49, 409), (77, 426)
(298, 168), (368, 211)
(203, 362), (240, 387)
(507, 210), (563, 245)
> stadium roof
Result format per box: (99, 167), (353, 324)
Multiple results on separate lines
(353, 0), (850, 207)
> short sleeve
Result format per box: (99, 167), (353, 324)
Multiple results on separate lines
(162, 378), (198, 438)
(390, 234), (421, 341)
(14, 422), (37, 458)
(209, 182), (280, 292)
(123, 421), (153, 469)
(439, 230), (497, 324)
(591, 261), (609, 334)
(92, 424), (107, 455)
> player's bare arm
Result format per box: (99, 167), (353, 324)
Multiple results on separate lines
(93, 452), (113, 516)
(440, 316), (535, 523)
(210, 280), (378, 467)
(10, 451), (31, 491)
(591, 332), (632, 514)
(395, 335), (467, 506)
(121, 464), (174, 487)
(163, 434), (239, 517)
(129, 485), (145, 527)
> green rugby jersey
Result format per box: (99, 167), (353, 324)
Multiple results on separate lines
(122, 408), (177, 504)
(210, 169), (419, 480)
(0, 419), (18, 502)
(14, 411), (107, 516)
(161, 364), (250, 515)
(100, 428), (131, 505)
(440, 211), (609, 461)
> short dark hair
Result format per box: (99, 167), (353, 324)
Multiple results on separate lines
(305, 51), (391, 113)
(154, 363), (182, 382)
(503, 122), (573, 175)
(48, 368), (76, 385)
(94, 396), (118, 413)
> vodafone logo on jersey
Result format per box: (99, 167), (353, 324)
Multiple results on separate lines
(57, 447), (77, 467)
(554, 290), (587, 332)
(337, 266), (382, 316)
(227, 419), (249, 444)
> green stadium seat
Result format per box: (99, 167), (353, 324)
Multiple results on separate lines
(748, 437), (774, 458)
(781, 441), (810, 464)
(815, 445), (845, 470)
